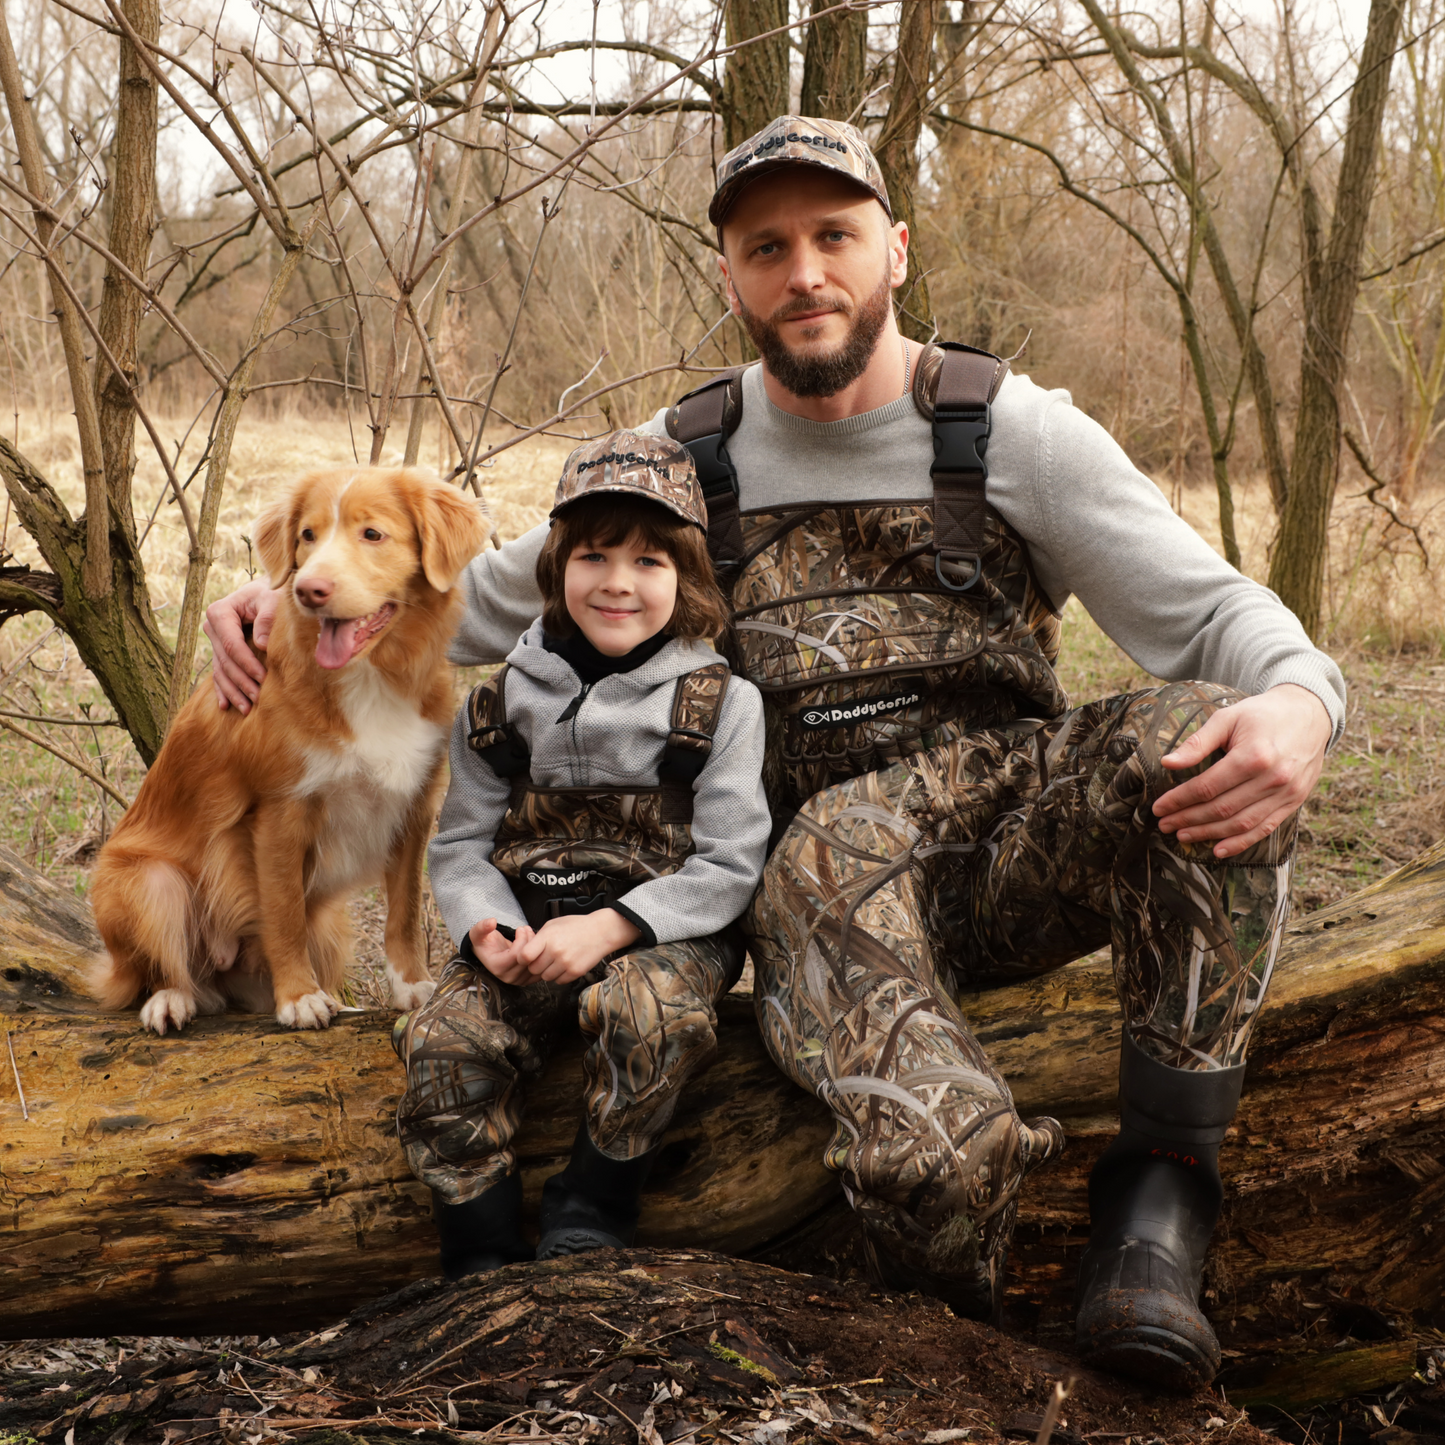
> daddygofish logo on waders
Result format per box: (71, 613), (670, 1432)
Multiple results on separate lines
(524, 865), (600, 890)
(801, 683), (925, 730)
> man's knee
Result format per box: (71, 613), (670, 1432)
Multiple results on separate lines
(842, 1095), (1022, 1215)
(1128, 681), (1244, 780)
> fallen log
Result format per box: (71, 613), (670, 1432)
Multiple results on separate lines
(2, 840), (1444, 1371)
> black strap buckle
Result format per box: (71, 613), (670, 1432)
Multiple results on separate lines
(686, 431), (739, 500)
(930, 406), (991, 482)
(545, 894), (614, 920)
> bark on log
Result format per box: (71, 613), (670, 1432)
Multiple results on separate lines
(2, 841), (1444, 1357)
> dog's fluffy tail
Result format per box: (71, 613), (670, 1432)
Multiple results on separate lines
(88, 858), (196, 1007)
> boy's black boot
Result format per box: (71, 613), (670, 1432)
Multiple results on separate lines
(1075, 1032), (1245, 1393)
(434, 1171), (534, 1281)
(536, 1124), (655, 1259)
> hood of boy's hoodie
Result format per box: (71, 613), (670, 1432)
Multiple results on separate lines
(503, 619), (726, 694)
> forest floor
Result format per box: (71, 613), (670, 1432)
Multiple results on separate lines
(0, 1254), (1284, 1445)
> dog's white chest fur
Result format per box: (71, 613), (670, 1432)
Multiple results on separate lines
(295, 665), (444, 894)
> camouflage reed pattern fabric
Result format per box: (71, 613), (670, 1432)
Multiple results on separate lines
(726, 503), (1068, 809)
(710, 116), (892, 224)
(746, 680), (1294, 1309)
(396, 933), (741, 1201)
(553, 429), (707, 531)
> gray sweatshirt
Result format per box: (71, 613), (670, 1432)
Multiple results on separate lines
(428, 623), (770, 949)
(452, 365), (1345, 738)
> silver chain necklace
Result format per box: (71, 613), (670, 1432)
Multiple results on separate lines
(901, 338), (912, 396)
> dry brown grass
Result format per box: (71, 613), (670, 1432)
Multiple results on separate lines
(0, 408), (1440, 960)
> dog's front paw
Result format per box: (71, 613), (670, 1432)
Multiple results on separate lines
(387, 967), (435, 1011)
(139, 988), (196, 1036)
(276, 990), (340, 1030)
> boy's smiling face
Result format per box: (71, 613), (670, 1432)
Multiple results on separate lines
(564, 529), (679, 656)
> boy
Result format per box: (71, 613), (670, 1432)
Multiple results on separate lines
(395, 430), (770, 1276)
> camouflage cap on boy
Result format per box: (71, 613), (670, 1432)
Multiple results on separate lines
(709, 116), (892, 227)
(552, 430), (707, 532)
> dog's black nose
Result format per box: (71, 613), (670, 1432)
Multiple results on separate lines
(295, 576), (334, 608)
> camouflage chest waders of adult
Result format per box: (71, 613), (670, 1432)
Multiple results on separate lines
(669, 342), (1296, 1325)
(395, 661), (743, 1204)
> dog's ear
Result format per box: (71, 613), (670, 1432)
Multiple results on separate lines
(254, 492), (300, 587)
(416, 478), (492, 592)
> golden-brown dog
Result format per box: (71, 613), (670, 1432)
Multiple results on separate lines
(88, 466), (490, 1033)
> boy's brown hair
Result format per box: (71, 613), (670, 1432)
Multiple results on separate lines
(535, 493), (731, 643)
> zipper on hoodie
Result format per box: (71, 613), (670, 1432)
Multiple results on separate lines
(556, 681), (592, 785)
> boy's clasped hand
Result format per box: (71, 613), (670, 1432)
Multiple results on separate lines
(468, 911), (641, 986)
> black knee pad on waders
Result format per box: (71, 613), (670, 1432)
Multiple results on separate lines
(1075, 1032), (1245, 1393)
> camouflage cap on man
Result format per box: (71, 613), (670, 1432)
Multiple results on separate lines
(552, 429), (707, 531)
(709, 115), (892, 227)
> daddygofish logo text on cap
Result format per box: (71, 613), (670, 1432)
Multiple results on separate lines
(552, 428), (708, 531)
(709, 115), (892, 227)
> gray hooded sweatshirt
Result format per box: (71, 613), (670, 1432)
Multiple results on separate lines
(428, 622), (770, 949)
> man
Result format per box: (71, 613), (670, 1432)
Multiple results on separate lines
(205, 117), (1341, 1392)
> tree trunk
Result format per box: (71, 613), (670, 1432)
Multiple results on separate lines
(722, 0), (790, 151)
(5, 840), (1445, 1362)
(0, 440), (172, 765)
(93, 0), (160, 534)
(1267, 0), (1407, 638)
(876, 0), (936, 341)
(800, 0), (867, 120)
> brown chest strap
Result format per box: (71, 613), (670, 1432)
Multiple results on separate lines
(666, 369), (746, 587)
(924, 342), (1009, 593)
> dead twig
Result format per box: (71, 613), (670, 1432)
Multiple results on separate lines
(5, 1029), (27, 1120)
(0, 713), (131, 808)
(1344, 428), (1431, 566)
(1033, 1377), (1073, 1445)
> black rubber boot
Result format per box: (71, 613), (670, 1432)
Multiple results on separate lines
(1075, 1032), (1245, 1393)
(434, 1171), (533, 1281)
(536, 1124), (655, 1259)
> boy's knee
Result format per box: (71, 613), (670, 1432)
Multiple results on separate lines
(402, 1013), (520, 1086)
(586, 967), (717, 1053)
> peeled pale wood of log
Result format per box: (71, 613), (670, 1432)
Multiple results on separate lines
(2, 840), (1445, 1356)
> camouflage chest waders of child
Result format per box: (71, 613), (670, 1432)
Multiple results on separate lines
(395, 659), (743, 1201)
(670, 323), (1294, 1385)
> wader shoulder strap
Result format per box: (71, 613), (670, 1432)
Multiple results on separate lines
(659, 661), (732, 789)
(918, 342), (1009, 593)
(466, 665), (532, 793)
(666, 370), (746, 586)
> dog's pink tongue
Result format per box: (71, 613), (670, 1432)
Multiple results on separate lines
(316, 617), (361, 669)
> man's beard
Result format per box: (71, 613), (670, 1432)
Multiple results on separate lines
(738, 273), (893, 399)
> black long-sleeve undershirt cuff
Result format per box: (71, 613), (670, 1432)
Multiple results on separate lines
(611, 902), (657, 950)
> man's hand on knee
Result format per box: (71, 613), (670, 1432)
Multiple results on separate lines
(1153, 684), (1333, 859)
(203, 579), (281, 713)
